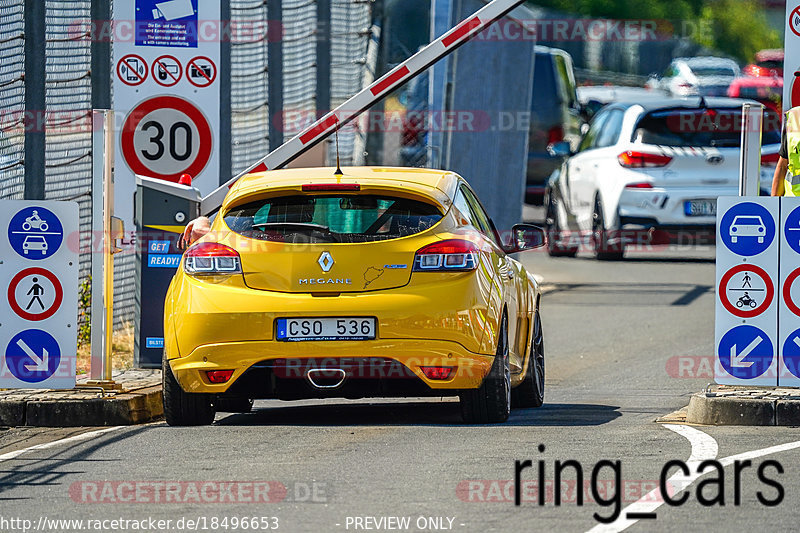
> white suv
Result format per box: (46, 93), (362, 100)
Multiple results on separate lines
(544, 97), (780, 260)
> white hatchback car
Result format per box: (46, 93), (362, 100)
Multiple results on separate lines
(544, 97), (780, 259)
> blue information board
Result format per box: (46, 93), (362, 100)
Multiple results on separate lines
(135, 0), (198, 48)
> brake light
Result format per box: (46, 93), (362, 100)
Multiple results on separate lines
(184, 242), (242, 275)
(625, 182), (654, 189)
(547, 126), (564, 146)
(618, 151), (672, 168)
(302, 183), (361, 192)
(761, 152), (780, 166)
(412, 239), (478, 272)
(420, 366), (455, 380)
(206, 370), (234, 384)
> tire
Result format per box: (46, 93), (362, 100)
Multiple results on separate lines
(512, 311), (545, 408)
(39, 222), (48, 232)
(592, 198), (624, 261)
(22, 222), (31, 231)
(460, 315), (511, 424)
(545, 193), (578, 258)
(215, 397), (254, 413)
(162, 355), (216, 426)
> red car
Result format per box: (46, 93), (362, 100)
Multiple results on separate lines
(742, 49), (783, 78)
(727, 76), (782, 113)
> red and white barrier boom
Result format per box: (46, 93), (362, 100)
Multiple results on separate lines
(200, 0), (526, 214)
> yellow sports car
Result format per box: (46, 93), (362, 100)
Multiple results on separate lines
(163, 167), (546, 425)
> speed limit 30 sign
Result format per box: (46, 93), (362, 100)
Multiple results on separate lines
(121, 96), (213, 183)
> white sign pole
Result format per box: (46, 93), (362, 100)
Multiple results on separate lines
(89, 111), (107, 381)
(738, 103), (763, 197)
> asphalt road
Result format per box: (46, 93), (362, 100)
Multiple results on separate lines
(2, 237), (800, 533)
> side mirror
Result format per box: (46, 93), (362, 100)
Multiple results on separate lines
(547, 140), (572, 158)
(505, 224), (546, 254)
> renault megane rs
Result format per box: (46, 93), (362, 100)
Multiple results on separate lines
(163, 167), (546, 425)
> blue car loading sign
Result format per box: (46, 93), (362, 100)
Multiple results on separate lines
(1, 200), (78, 389)
(715, 197), (779, 386)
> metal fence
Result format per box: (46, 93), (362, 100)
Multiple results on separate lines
(0, 0), (373, 332)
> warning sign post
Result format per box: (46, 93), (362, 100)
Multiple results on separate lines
(715, 197), (780, 386)
(0, 201), (79, 389)
(112, 0), (220, 232)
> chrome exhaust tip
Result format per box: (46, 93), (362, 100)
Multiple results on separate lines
(306, 368), (347, 389)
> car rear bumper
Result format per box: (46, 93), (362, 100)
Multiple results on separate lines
(618, 216), (716, 245)
(169, 339), (494, 395)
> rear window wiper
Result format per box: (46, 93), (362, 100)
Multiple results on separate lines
(253, 222), (332, 233)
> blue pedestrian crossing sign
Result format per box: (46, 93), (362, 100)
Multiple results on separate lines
(719, 202), (775, 257)
(718, 325), (774, 380)
(4, 329), (61, 383)
(7, 206), (64, 260)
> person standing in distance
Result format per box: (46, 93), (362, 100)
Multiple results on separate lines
(772, 105), (800, 196)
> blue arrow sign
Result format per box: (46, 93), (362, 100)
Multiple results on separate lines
(4, 329), (61, 383)
(719, 202), (775, 256)
(783, 328), (800, 379)
(718, 325), (773, 379)
(7, 206), (64, 260)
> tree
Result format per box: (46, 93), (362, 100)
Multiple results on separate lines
(528, 0), (780, 62)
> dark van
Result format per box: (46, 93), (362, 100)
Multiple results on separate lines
(526, 46), (584, 205)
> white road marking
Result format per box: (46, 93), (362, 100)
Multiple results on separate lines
(0, 426), (122, 464)
(587, 424), (800, 533)
(718, 439), (800, 467)
(586, 424), (718, 533)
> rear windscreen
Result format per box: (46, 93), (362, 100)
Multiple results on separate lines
(632, 108), (781, 147)
(224, 194), (443, 243)
(691, 66), (736, 77)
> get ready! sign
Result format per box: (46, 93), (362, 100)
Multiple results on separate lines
(113, 0), (220, 231)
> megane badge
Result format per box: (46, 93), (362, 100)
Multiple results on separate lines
(318, 251), (334, 272)
(706, 154), (724, 165)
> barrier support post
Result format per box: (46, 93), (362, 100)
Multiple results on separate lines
(739, 102), (764, 197)
(80, 110), (123, 391)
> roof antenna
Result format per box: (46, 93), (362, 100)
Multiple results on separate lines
(698, 95), (707, 109)
(333, 116), (343, 176)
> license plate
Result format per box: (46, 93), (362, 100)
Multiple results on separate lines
(684, 199), (717, 217)
(276, 317), (377, 341)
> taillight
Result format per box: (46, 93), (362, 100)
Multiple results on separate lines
(547, 126), (564, 146)
(618, 151), (672, 169)
(625, 182), (654, 189)
(184, 242), (242, 275)
(413, 239), (478, 272)
(761, 152), (780, 166)
(206, 370), (234, 384)
(420, 366), (455, 380)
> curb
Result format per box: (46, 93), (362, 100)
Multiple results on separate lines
(686, 392), (800, 426)
(0, 386), (163, 427)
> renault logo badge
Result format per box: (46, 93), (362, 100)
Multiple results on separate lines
(318, 251), (334, 272)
